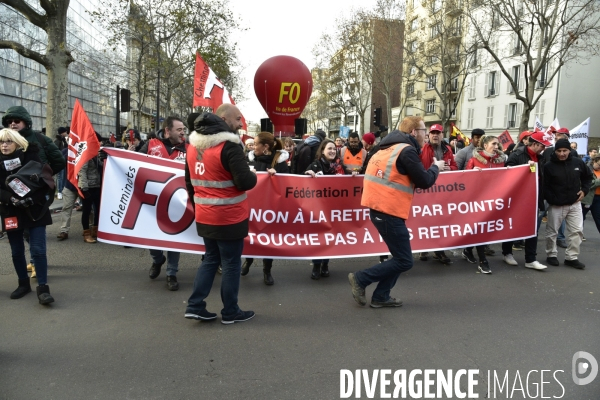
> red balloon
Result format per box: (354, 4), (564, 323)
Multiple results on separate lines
(254, 56), (313, 136)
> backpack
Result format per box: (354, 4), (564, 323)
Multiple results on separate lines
(290, 142), (307, 174)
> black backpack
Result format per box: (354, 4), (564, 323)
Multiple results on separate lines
(290, 142), (306, 174)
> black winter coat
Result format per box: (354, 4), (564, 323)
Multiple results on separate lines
(248, 151), (290, 174)
(543, 151), (593, 206)
(0, 144), (53, 231)
(506, 146), (546, 210)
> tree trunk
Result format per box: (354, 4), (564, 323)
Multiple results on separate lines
(44, 1), (72, 137)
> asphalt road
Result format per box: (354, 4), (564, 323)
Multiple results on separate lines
(0, 208), (599, 399)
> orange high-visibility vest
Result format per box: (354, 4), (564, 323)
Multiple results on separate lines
(186, 143), (249, 226)
(361, 143), (415, 219)
(340, 147), (367, 172)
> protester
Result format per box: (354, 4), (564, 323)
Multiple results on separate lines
(501, 132), (551, 270)
(139, 116), (188, 290)
(56, 146), (80, 241)
(305, 138), (348, 279)
(0, 128), (54, 304)
(571, 142), (578, 151)
(581, 155), (600, 235)
(418, 124), (457, 265)
(348, 117), (445, 308)
(241, 132), (289, 285)
(544, 139), (592, 269)
(516, 130), (532, 150)
(53, 127), (68, 199)
(292, 129), (326, 174)
(184, 104), (257, 324)
(124, 128), (144, 152)
(340, 132), (367, 174)
(283, 137), (295, 168)
(78, 136), (102, 244)
(463, 135), (507, 274)
(454, 128), (484, 170)
(582, 147), (598, 164)
(244, 138), (255, 160)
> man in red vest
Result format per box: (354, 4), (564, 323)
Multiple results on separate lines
(348, 116), (445, 308)
(139, 116), (187, 290)
(184, 105), (257, 324)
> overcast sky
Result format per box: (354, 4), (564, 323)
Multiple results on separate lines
(230, 0), (379, 125)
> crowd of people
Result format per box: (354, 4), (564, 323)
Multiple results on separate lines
(1, 103), (598, 323)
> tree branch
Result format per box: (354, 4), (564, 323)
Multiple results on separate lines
(0, 0), (47, 30)
(0, 40), (47, 66)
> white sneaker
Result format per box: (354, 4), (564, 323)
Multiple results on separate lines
(57, 192), (63, 200)
(525, 261), (547, 270)
(503, 254), (518, 266)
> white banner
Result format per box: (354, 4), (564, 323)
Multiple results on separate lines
(535, 117), (545, 132)
(569, 118), (590, 156)
(98, 148), (205, 253)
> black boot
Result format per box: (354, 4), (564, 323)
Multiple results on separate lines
(311, 263), (321, 280)
(241, 258), (253, 276)
(10, 278), (32, 299)
(36, 284), (55, 305)
(262, 259), (274, 285)
(320, 262), (330, 278)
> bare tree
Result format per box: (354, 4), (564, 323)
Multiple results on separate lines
(466, 0), (600, 131)
(405, 0), (475, 133)
(0, 0), (74, 136)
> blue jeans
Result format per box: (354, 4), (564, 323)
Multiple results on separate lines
(149, 249), (180, 276)
(186, 237), (244, 319)
(8, 226), (48, 285)
(354, 210), (413, 302)
(57, 169), (65, 193)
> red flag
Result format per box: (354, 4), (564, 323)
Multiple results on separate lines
(193, 52), (247, 130)
(109, 133), (116, 143)
(497, 130), (514, 148)
(67, 100), (101, 197)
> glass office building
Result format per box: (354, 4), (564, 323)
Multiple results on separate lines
(0, 0), (123, 135)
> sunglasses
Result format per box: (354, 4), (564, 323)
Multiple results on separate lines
(5, 119), (22, 125)
(0, 140), (14, 145)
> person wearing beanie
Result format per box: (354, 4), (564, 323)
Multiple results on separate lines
(291, 129), (326, 174)
(184, 104), (257, 324)
(543, 138), (593, 269)
(454, 128), (485, 170)
(2, 106), (65, 175)
(186, 112), (201, 135)
(340, 132), (367, 174)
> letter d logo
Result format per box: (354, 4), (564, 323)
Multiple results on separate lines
(572, 351), (598, 385)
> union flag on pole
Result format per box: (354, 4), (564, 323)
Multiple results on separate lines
(450, 123), (470, 146)
(497, 130), (514, 148)
(67, 99), (101, 197)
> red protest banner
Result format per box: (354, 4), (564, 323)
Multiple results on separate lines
(497, 130), (514, 148)
(98, 149), (538, 258)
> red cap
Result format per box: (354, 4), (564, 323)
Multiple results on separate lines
(556, 127), (570, 136)
(518, 131), (533, 143)
(529, 132), (552, 147)
(429, 124), (443, 133)
(362, 132), (375, 145)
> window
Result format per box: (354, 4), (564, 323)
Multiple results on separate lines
(432, 0), (442, 13)
(427, 74), (437, 90)
(512, 34), (522, 55)
(467, 108), (474, 129)
(451, 97), (458, 117)
(406, 106), (414, 116)
(505, 103), (518, 128)
(451, 77), (459, 91)
(468, 75), (476, 99)
(430, 23), (441, 38)
(410, 40), (418, 52)
(537, 62), (551, 88)
(470, 48), (478, 68)
(426, 99), (436, 113)
(486, 106), (494, 128)
(410, 66), (417, 75)
(485, 71), (498, 96)
(508, 66), (520, 93)
(407, 83), (415, 95)
(430, 56), (439, 64)
(492, 12), (501, 28)
(535, 100), (546, 122)
(411, 19), (419, 31)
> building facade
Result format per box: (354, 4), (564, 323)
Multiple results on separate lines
(0, 0), (122, 136)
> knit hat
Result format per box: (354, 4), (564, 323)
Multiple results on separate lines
(187, 112), (201, 131)
(554, 138), (571, 150)
(58, 127), (68, 134)
(315, 129), (326, 139)
(2, 106), (33, 128)
(362, 132), (376, 145)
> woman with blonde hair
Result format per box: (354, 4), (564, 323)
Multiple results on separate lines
(0, 128), (55, 304)
(241, 132), (290, 285)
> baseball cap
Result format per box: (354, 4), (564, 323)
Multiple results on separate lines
(429, 124), (443, 133)
(529, 131), (551, 147)
(555, 127), (570, 136)
(518, 131), (533, 143)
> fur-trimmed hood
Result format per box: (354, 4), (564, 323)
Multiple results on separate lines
(471, 147), (507, 165)
(248, 150), (289, 164)
(188, 131), (241, 151)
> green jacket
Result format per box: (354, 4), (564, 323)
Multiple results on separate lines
(18, 127), (65, 175)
